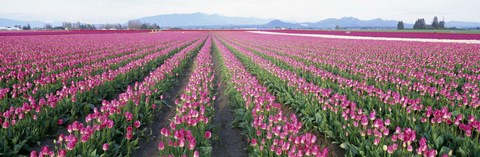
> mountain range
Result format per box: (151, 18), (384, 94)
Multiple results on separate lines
(0, 18), (49, 28)
(1, 12), (479, 29)
(137, 12), (271, 27)
(134, 13), (414, 28)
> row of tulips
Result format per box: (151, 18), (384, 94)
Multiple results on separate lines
(219, 33), (480, 156)
(219, 36), (426, 155)
(221, 37), (423, 156)
(224, 35), (480, 144)
(217, 33), (480, 156)
(1, 39), (180, 110)
(157, 36), (214, 157)
(29, 36), (208, 157)
(225, 32), (480, 113)
(0, 41), (140, 99)
(0, 34), (202, 99)
(0, 33), (172, 88)
(213, 37), (329, 157)
(0, 33), (206, 156)
(0, 33), (197, 110)
(225, 33), (480, 111)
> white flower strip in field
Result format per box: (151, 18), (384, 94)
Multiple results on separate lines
(247, 31), (480, 44)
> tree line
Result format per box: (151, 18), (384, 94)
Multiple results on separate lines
(11, 20), (162, 30)
(397, 16), (446, 30)
(11, 24), (32, 30)
(126, 20), (160, 30)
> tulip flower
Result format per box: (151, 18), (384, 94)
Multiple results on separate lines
(205, 131), (212, 139)
(134, 120), (141, 128)
(158, 141), (165, 150)
(102, 143), (109, 151)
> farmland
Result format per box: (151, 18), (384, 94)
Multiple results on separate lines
(1, 30), (480, 157)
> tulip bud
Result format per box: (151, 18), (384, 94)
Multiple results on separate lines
(193, 150), (199, 157)
(30, 151), (37, 157)
(102, 143), (109, 151)
(205, 131), (212, 139)
(134, 120), (141, 128)
(58, 150), (66, 157)
(158, 142), (165, 150)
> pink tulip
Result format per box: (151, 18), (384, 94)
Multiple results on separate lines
(126, 132), (133, 140)
(205, 131), (212, 139)
(2, 121), (9, 128)
(30, 151), (37, 157)
(134, 120), (141, 128)
(188, 139), (196, 150)
(193, 150), (199, 157)
(66, 141), (76, 150)
(361, 116), (368, 126)
(158, 142), (165, 150)
(250, 138), (257, 146)
(58, 149), (66, 157)
(102, 143), (109, 151)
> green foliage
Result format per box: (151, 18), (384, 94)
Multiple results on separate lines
(397, 21), (404, 30)
(413, 18), (426, 29)
(432, 16), (439, 29)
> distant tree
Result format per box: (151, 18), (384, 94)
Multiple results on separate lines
(397, 21), (404, 30)
(413, 18), (426, 29)
(70, 21), (81, 30)
(44, 24), (53, 30)
(128, 20), (142, 30)
(335, 25), (340, 30)
(135, 23), (161, 30)
(115, 24), (124, 30)
(53, 26), (65, 30)
(22, 24), (31, 30)
(152, 23), (160, 29)
(432, 16), (439, 29)
(140, 23), (148, 29)
(101, 23), (121, 30)
(62, 22), (73, 30)
(85, 24), (96, 30)
(439, 20), (445, 29)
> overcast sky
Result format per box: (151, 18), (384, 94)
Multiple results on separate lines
(1, 0), (479, 24)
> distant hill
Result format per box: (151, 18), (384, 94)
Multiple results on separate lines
(135, 13), (479, 29)
(302, 17), (413, 29)
(133, 14), (415, 29)
(446, 21), (480, 28)
(262, 19), (303, 28)
(136, 12), (271, 27)
(0, 18), (47, 28)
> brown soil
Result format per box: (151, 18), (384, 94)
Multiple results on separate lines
(211, 48), (248, 157)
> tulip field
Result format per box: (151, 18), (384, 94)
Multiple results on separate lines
(1, 30), (479, 157)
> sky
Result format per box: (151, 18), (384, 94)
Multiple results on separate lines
(0, 0), (479, 24)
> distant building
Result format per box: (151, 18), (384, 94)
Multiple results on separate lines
(0, 26), (21, 30)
